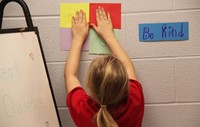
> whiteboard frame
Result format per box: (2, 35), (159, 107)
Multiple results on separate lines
(0, 27), (62, 127)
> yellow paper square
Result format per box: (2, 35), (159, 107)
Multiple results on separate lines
(60, 3), (89, 28)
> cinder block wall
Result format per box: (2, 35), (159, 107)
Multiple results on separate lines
(1, 0), (200, 126)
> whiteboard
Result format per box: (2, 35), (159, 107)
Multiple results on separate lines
(0, 29), (61, 127)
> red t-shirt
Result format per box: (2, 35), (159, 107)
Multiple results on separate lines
(67, 79), (144, 127)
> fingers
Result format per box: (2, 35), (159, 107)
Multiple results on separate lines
(79, 10), (83, 23)
(72, 16), (75, 26)
(75, 11), (79, 23)
(82, 11), (86, 22)
(72, 10), (88, 25)
(98, 6), (103, 20)
(96, 6), (110, 21)
(72, 7), (110, 29)
(97, 6), (104, 21)
(101, 7), (107, 20)
(107, 11), (111, 22)
(96, 8), (100, 23)
(72, 6), (109, 26)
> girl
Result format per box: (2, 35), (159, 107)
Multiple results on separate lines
(65, 6), (144, 127)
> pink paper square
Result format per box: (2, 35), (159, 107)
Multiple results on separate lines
(60, 28), (89, 51)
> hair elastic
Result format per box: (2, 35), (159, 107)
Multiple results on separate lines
(100, 105), (107, 108)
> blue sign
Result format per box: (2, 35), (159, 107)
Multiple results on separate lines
(139, 22), (189, 42)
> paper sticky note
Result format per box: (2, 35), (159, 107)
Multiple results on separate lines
(60, 28), (89, 51)
(60, 3), (89, 28)
(89, 29), (119, 54)
(60, 3), (121, 53)
(90, 3), (121, 29)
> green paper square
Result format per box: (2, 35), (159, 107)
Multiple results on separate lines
(89, 29), (119, 54)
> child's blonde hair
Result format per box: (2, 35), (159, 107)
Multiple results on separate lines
(87, 55), (129, 127)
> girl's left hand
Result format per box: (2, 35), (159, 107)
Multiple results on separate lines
(72, 10), (89, 43)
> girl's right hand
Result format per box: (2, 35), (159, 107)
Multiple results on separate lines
(90, 6), (115, 42)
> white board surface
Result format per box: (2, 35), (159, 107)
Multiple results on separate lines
(0, 31), (60, 127)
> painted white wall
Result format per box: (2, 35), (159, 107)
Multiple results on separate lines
(1, 0), (200, 126)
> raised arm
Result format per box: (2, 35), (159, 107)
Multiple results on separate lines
(65, 10), (89, 93)
(91, 7), (137, 80)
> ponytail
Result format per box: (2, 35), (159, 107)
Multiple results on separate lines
(87, 55), (129, 127)
(96, 107), (118, 127)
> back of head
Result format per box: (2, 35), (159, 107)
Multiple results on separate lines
(87, 55), (129, 127)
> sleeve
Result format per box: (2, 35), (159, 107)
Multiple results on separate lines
(67, 87), (87, 108)
(130, 79), (144, 96)
(129, 79), (145, 111)
(66, 86), (88, 125)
